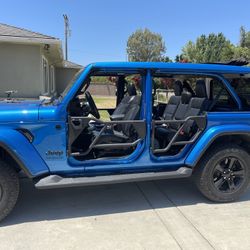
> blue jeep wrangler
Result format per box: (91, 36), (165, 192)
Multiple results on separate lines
(0, 62), (250, 221)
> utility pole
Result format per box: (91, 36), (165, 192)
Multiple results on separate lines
(63, 14), (70, 60)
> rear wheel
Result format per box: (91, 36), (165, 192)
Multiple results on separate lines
(194, 144), (250, 202)
(0, 161), (19, 221)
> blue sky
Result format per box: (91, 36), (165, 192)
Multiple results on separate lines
(1, 0), (250, 65)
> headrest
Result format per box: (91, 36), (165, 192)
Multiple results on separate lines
(181, 90), (192, 104)
(183, 80), (195, 96)
(195, 80), (207, 98)
(174, 80), (183, 96)
(127, 83), (137, 96)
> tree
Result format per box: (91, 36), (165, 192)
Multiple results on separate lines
(240, 26), (247, 47)
(239, 26), (250, 48)
(161, 56), (172, 62)
(233, 46), (250, 61)
(127, 28), (166, 62)
(182, 33), (234, 63)
(175, 54), (184, 62)
(232, 26), (250, 62)
(175, 54), (188, 63)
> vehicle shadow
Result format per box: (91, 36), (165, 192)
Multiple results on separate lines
(2, 178), (250, 226)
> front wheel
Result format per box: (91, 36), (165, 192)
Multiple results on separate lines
(194, 144), (250, 202)
(0, 161), (19, 221)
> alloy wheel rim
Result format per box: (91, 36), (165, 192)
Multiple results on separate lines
(212, 157), (245, 193)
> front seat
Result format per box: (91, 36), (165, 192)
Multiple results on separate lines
(110, 83), (141, 121)
(94, 103), (141, 145)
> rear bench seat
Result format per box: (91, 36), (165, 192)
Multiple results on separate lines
(155, 80), (208, 148)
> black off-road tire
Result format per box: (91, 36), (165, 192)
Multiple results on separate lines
(0, 161), (19, 221)
(194, 144), (250, 202)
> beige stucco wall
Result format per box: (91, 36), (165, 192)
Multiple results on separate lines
(0, 43), (43, 98)
(55, 68), (80, 95)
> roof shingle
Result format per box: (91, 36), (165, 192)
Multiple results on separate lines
(0, 23), (58, 40)
(62, 60), (83, 69)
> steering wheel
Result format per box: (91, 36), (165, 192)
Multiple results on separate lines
(85, 91), (100, 119)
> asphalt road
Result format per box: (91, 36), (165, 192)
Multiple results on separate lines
(0, 178), (250, 250)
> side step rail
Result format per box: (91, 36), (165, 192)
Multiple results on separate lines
(35, 167), (192, 189)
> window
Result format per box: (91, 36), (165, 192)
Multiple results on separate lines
(152, 74), (238, 115)
(225, 76), (250, 110)
(42, 57), (49, 95)
(153, 77), (175, 105)
(88, 76), (117, 109)
(50, 65), (55, 93)
(211, 79), (238, 110)
(82, 76), (116, 120)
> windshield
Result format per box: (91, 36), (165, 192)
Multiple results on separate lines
(60, 69), (84, 99)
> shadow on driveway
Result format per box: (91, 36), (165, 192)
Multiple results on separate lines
(2, 177), (250, 226)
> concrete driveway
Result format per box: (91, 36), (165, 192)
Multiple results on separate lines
(0, 178), (250, 250)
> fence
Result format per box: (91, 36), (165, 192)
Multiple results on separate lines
(155, 89), (174, 104)
(88, 83), (116, 96)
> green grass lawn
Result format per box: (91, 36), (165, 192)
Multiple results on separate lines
(93, 95), (116, 109)
(93, 95), (116, 120)
(99, 110), (110, 120)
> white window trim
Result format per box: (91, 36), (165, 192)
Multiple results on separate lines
(42, 56), (49, 96)
(50, 65), (55, 94)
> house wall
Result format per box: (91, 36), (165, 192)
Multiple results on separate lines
(55, 68), (80, 95)
(0, 43), (42, 98)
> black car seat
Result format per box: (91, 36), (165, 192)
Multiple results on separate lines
(111, 83), (141, 120)
(155, 90), (192, 145)
(181, 80), (208, 134)
(188, 80), (208, 113)
(95, 103), (141, 145)
(156, 80), (208, 148)
(183, 80), (195, 96)
(161, 80), (183, 120)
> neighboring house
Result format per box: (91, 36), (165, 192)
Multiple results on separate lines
(0, 23), (83, 98)
(55, 60), (83, 95)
